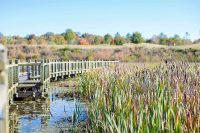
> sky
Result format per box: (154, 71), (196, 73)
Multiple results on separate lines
(0, 0), (200, 40)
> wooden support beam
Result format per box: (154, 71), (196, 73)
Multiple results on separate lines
(0, 44), (8, 133)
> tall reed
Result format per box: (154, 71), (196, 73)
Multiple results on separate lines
(79, 62), (200, 132)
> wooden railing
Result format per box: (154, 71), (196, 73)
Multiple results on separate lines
(0, 44), (8, 133)
(7, 60), (119, 103)
(1, 43), (119, 133)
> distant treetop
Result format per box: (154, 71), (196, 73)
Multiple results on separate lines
(0, 29), (197, 46)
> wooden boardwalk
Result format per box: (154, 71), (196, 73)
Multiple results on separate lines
(0, 44), (118, 133)
(8, 60), (119, 104)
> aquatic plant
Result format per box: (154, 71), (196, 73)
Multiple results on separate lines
(79, 62), (200, 132)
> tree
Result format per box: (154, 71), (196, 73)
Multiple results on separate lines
(64, 29), (76, 44)
(131, 32), (144, 44)
(81, 33), (95, 44)
(43, 32), (54, 37)
(26, 34), (36, 40)
(54, 35), (66, 45)
(104, 34), (113, 44)
(126, 33), (131, 43)
(79, 38), (89, 45)
(94, 36), (100, 45)
(114, 32), (125, 45)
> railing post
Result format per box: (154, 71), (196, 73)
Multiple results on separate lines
(47, 60), (50, 80)
(15, 60), (19, 84)
(9, 60), (13, 88)
(88, 60), (91, 69)
(35, 60), (38, 78)
(27, 60), (31, 80)
(94, 61), (96, 68)
(75, 60), (77, 73)
(40, 60), (44, 84)
(0, 44), (8, 133)
(81, 60), (84, 73)
(14, 60), (19, 97)
(54, 60), (58, 80)
(62, 60), (65, 73)
(68, 60), (71, 77)
(85, 60), (87, 71)
(31, 60), (34, 79)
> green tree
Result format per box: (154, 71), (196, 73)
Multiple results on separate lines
(54, 35), (66, 45)
(114, 32), (125, 45)
(94, 36), (100, 45)
(126, 33), (131, 43)
(64, 29), (76, 44)
(131, 32), (144, 44)
(104, 34), (113, 44)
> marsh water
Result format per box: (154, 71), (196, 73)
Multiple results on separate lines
(9, 86), (87, 133)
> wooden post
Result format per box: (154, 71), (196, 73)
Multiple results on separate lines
(35, 60), (38, 78)
(81, 60), (84, 73)
(8, 60), (13, 88)
(0, 44), (8, 133)
(40, 60), (44, 84)
(86, 61), (88, 70)
(62, 61), (65, 77)
(14, 60), (19, 97)
(27, 60), (31, 80)
(55, 60), (57, 80)
(88, 60), (90, 69)
(75, 61), (77, 74)
(15, 60), (19, 84)
(68, 60), (71, 77)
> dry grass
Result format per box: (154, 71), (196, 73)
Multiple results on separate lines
(6, 44), (200, 62)
(49, 43), (200, 50)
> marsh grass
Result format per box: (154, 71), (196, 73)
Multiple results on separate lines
(78, 62), (200, 132)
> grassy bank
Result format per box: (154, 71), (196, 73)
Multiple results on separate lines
(7, 44), (200, 62)
(78, 62), (200, 132)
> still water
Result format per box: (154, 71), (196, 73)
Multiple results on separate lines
(9, 87), (87, 133)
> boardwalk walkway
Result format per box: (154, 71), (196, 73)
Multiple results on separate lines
(8, 60), (119, 103)
(0, 43), (118, 133)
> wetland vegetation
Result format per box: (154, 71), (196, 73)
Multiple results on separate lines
(78, 62), (200, 132)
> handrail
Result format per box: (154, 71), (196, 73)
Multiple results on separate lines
(7, 60), (119, 103)
(0, 44), (8, 133)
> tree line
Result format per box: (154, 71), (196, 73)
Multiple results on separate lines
(0, 29), (198, 45)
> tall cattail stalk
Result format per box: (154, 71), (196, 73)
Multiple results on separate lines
(78, 62), (200, 132)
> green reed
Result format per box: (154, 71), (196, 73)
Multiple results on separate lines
(78, 62), (200, 133)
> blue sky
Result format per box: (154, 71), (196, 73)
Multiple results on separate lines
(0, 0), (200, 40)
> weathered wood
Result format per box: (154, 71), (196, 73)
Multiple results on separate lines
(17, 84), (39, 88)
(7, 59), (119, 105)
(0, 44), (8, 133)
(18, 80), (40, 84)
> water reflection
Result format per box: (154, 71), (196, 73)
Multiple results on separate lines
(9, 87), (87, 133)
